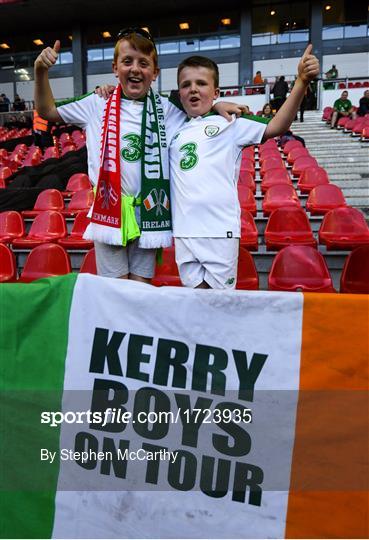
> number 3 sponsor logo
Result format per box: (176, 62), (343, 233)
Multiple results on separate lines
(121, 133), (142, 162)
(179, 142), (198, 171)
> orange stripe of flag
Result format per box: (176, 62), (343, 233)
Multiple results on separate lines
(286, 293), (369, 538)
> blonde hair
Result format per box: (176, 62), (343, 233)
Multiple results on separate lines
(114, 33), (158, 68)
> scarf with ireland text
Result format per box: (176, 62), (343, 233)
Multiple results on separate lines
(84, 85), (172, 248)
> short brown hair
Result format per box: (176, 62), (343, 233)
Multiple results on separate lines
(114, 33), (158, 68)
(177, 56), (219, 88)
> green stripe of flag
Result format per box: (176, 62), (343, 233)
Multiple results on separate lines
(0, 274), (77, 539)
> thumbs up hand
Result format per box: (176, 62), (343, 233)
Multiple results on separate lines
(34, 40), (61, 71)
(297, 44), (320, 83)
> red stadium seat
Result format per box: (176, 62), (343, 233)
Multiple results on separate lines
(260, 157), (285, 178)
(12, 211), (67, 248)
(240, 158), (255, 176)
(59, 133), (72, 145)
(19, 243), (72, 283)
(265, 207), (316, 250)
(22, 189), (64, 218)
(282, 139), (303, 155)
(63, 189), (94, 217)
(337, 117), (350, 129)
(291, 156), (318, 177)
(259, 139), (278, 151)
(262, 184), (301, 216)
(238, 170), (256, 192)
(268, 245), (335, 292)
(14, 143), (28, 155)
(258, 144), (280, 158)
(62, 173), (91, 196)
(240, 210), (258, 251)
(0, 211), (25, 243)
(361, 127), (369, 141)
(340, 246), (369, 294)
(287, 146), (310, 165)
(306, 184), (346, 215)
(151, 246), (182, 286)
(0, 167), (13, 183)
(238, 186), (257, 216)
(22, 153), (42, 167)
(322, 107), (333, 121)
(297, 166), (330, 193)
(43, 146), (59, 160)
(242, 146), (255, 161)
(58, 211), (94, 249)
(351, 118), (366, 136)
(319, 207), (369, 250)
(261, 169), (292, 193)
(236, 247), (259, 290)
(344, 118), (356, 132)
(0, 243), (16, 282)
(80, 248), (97, 274)
(61, 144), (76, 156)
(338, 82), (346, 89)
(75, 139), (86, 150)
(258, 149), (281, 164)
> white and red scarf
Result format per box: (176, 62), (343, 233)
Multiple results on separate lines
(84, 85), (172, 248)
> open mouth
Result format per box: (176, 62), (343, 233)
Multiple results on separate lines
(189, 97), (200, 104)
(128, 77), (143, 84)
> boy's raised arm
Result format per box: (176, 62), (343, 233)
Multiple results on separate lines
(262, 44), (319, 141)
(34, 40), (63, 123)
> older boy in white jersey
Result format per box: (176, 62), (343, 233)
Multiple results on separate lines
(34, 29), (242, 283)
(171, 47), (319, 289)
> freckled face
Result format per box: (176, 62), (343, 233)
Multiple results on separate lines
(113, 40), (159, 100)
(178, 66), (219, 117)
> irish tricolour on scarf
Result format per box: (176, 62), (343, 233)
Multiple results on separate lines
(0, 275), (367, 538)
(84, 85), (172, 249)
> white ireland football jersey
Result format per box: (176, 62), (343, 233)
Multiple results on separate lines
(169, 113), (268, 237)
(57, 92), (185, 197)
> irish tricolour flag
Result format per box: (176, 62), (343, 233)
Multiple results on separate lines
(0, 274), (367, 538)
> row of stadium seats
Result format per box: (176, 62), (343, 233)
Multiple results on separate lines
(8, 189), (93, 217)
(337, 81), (369, 89)
(0, 134), (86, 179)
(0, 127), (31, 142)
(2, 205), (368, 252)
(1, 241), (368, 294)
(321, 107), (369, 140)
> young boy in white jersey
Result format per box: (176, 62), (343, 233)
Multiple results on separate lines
(171, 47), (319, 289)
(34, 29), (242, 283)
